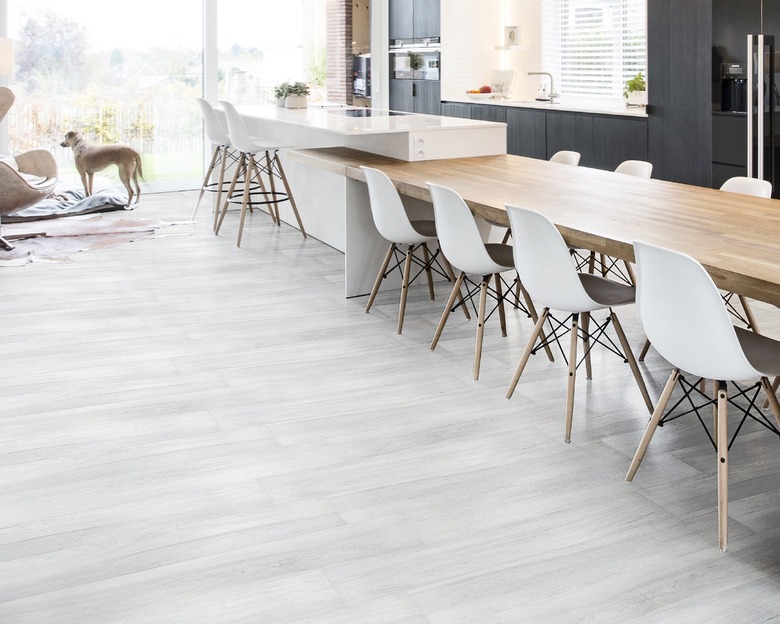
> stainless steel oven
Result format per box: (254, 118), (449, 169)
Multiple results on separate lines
(390, 37), (440, 80)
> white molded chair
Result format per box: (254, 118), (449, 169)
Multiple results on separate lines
(215, 100), (306, 246)
(720, 175), (771, 198)
(192, 98), (238, 228)
(614, 159), (653, 178)
(362, 166), (465, 334)
(549, 150), (581, 166)
(504, 204), (653, 442)
(427, 183), (544, 380)
(626, 240), (780, 551)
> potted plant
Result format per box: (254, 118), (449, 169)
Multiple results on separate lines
(408, 52), (424, 79)
(285, 81), (310, 109)
(624, 72), (647, 107)
(274, 82), (291, 106)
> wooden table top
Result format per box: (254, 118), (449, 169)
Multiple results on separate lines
(288, 147), (780, 306)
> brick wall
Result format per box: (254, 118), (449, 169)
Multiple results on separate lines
(326, 0), (352, 105)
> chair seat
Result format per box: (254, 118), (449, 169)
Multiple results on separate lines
(410, 219), (437, 239)
(485, 243), (514, 271)
(736, 327), (780, 377)
(579, 273), (636, 307)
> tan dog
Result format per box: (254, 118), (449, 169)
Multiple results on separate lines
(60, 130), (143, 206)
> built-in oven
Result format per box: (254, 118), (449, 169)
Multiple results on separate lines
(390, 37), (440, 80)
(352, 54), (371, 97)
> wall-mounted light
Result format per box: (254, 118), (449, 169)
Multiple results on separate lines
(0, 38), (15, 77)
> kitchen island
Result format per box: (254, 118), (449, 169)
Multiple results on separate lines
(223, 105), (507, 296)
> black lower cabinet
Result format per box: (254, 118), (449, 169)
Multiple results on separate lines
(507, 109), (547, 159)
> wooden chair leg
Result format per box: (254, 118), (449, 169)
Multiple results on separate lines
(263, 151), (282, 225)
(638, 338), (652, 362)
(624, 260), (637, 285)
(397, 245), (414, 335)
(494, 273), (507, 337)
(625, 368), (680, 481)
(236, 156), (253, 247)
(581, 311), (593, 380)
(365, 244), (396, 313)
(716, 380), (729, 552)
(518, 283), (555, 363)
(564, 313), (580, 443)
(212, 147), (230, 231)
(506, 308), (550, 399)
(761, 375), (780, 410)
(431, 272), (465, 351)
(473, 278), (489, 381)
(440, 256), (471, 320)
(761, 376), (780, 430)
(611, 311), (654, 414)
(738, 295), (760, 334)
(422, 243), (435, 300)
(500, 227), (512, 244)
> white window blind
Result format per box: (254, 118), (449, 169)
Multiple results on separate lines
(541, 0), (647, 100)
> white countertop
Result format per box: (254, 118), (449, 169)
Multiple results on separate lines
(449, 97), (648, 118)
(236, 104), (507, 135)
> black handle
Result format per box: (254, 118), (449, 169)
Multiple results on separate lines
(412, 82), (416, 97)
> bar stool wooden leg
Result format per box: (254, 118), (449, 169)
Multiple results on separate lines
(192, 145), (220, 221)
(212, 146), (229, 231)
(274, 152), (307, 238)
(236, 155), (254, 247)
(263, 151), (282, 225)
(215, 152), (245, 235)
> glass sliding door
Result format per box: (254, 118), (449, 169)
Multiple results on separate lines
(5, 0), (203, 193)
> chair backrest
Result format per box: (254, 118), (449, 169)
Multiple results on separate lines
(218, 100), (259, 153)
(633, 240), (761, 381)
(549, 150), (581, 166)
(427, 182), (507, 275)
(505, 204), (599, 312)
(719, 176), (772, 198)
(361, 166), (430, 244)
(615, 159), (653, 178)
(196, 98), (230, 147)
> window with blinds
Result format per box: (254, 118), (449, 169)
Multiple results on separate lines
(541, 0), (647, 100)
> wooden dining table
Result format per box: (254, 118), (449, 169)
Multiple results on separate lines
(289, 146), (780, 307)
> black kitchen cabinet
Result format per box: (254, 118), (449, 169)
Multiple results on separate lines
(390, 79), (440, 115)
(546, 111), (595, 165)
(591, 116), (649, 170)
(469, 104), (507, 123)
(441, 102), (471, 118)
(389, 0), (439, 41)
(712, 112), (747, 187)
(507, 109), (547, 159)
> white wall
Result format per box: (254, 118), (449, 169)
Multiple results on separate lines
(441, 0), (542, 102)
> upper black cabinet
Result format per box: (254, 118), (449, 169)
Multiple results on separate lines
(389, 0), (440, 40)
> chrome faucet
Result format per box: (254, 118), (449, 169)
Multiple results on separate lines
(528, 71), (559, 103)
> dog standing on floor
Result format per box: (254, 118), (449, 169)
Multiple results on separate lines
(60, 130), (144, 207)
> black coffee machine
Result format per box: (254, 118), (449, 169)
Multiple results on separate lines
(721, 63), (747, 112)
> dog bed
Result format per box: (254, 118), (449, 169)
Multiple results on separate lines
(2, 188), (130, 222)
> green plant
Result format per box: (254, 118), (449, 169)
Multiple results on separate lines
(287, 81), (310, 96)
(623, 72), (646, 97)
(408, 52), (423, 71)
(274, 82), (291, 99)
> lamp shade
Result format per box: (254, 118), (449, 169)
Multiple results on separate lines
(0, 38), (15, 76)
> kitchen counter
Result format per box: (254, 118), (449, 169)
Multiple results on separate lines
(446, 97), (648, 118)
(235, 104), (507, 161)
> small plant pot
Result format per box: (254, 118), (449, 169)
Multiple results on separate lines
(285, 95), (308, 109)
(626, 91), (647, 106)
(275, 97), (286, 107)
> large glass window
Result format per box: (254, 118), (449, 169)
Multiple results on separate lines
(542, 0), (646, 101)
(6, 1), (203, 192)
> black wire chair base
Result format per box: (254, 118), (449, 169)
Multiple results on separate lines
(658, 375), (780, 451)
(447, 273), (532, 321)
(570, 248), (634, 286)
(530, 310), (626, 367)
(721, 292), (754, 330)
(380, 243), (451, 289)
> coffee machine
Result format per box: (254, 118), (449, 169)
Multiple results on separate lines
(721, 63), (748, 112)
